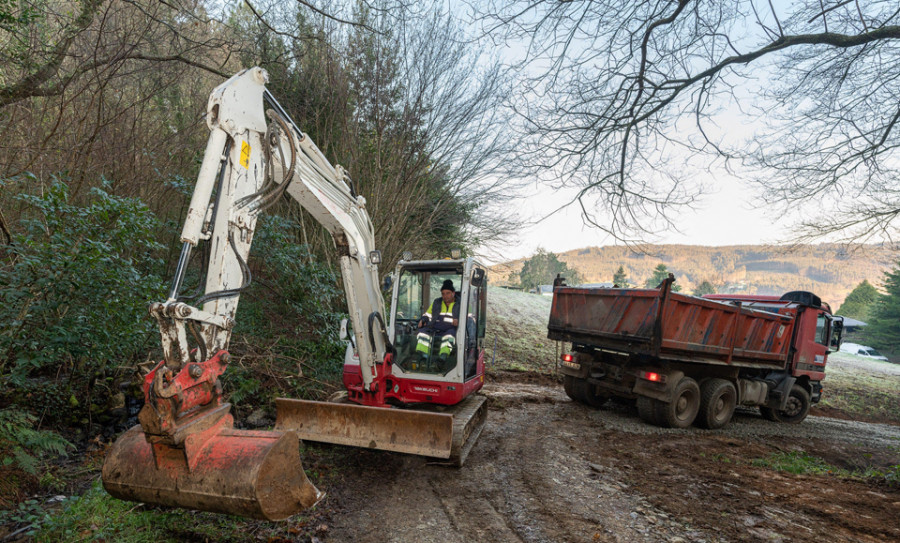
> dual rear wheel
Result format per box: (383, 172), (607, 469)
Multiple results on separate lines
(563, 375), (609, 408)
(637, 377), (737, 429)
(570, 374), (808, 429)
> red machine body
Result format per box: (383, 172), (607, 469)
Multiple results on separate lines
(342, 350), (485, 406)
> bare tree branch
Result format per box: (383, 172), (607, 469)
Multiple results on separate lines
(477, 0), (900, 245)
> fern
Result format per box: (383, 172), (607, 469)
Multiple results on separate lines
(0, 408), (73, 475)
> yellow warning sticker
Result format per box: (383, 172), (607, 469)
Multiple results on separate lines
(239, 141), (251, 169)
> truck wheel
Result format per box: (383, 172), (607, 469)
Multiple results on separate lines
(563, 376), (608, 408)
(657, 377), (700, 428)
(563, 375), (581, 402)
(758, 405), (778, 422)
(636, 396), (662, 426)
(697, 379), (736, 429)
(761, 384), (810, 424)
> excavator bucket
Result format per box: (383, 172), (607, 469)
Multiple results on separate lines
(102, 423), (323, 520)
(275, 394), (487, 466)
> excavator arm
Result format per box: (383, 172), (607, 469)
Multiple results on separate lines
(152, 66), (388, 392)
(102, 67), (391, 520)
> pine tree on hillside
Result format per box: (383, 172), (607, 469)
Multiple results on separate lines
(644, 263), (682, 292)
(516, 249), (582, 291)
(836, 280), (879, 321)
(613, 266), (628, 286)
(866, 265), (900, 353)
(693, 280), (716, 296)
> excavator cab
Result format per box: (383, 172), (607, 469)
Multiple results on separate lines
(336, 257), (486, 406)
(276, 257), (488, 465)
(389, 258), (487, 385)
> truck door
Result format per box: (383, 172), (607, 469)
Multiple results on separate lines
(792, 309), (830, 381)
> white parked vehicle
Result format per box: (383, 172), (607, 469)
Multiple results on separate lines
(839, 342), (889, 361)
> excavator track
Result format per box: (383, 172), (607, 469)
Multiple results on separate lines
(445, 394), (488, 466)
(275, 394), (488, 466)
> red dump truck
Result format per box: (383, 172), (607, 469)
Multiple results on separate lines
(548, 277), (843, 429)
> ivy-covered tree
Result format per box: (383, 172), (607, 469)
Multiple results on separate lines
(644, 263), (681, 292)
(612, 265), (628, 286)
(866, 265), (900, 353)
(516, 248), (581, 291)
(836, 280), (879, 321)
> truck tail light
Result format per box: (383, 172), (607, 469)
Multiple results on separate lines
(560, 353), (580, 370)
(640, 371), (666, 384)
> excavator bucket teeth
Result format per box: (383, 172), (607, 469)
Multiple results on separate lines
(102, 425), (323, 521)
(275, 394), (487, 465)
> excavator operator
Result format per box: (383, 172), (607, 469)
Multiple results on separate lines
(416, 279), (460, 362)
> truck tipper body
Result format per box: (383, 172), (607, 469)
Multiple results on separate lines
(548, 277), (843, 428)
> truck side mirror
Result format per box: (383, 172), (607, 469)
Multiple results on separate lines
(829, 317), (843, 351)
(470, 268), (485, 287)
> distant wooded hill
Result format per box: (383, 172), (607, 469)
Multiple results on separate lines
(491, 244), (898, 310)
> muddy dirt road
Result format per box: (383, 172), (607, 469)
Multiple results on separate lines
(315, 373), (899, 543)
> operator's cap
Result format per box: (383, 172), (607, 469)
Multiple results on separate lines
(441, 279), (455, 292)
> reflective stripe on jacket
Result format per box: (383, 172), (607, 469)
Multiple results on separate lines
(423, 296), (460, 332)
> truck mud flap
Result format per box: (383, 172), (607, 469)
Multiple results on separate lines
(275, 398), (455, 459)
(102, 424), (323, 521)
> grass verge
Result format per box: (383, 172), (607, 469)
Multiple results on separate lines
(751, 451), (900, 487)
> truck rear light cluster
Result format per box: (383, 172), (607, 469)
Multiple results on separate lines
(560, 353), (580, 370)
(640, 371), (666, 384)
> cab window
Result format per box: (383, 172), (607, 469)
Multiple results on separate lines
(815, 313), (829, 345)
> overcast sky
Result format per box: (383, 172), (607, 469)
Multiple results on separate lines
(490, 176), (789, 263)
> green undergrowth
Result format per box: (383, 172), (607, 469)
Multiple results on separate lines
(222, 215), (347, 409)
(9, 480), (313, 542)
(0, 408), (72, 476)
(751, 451), (836, 475)
(0, 177), (165, 427)
(750, 451), (900, 486)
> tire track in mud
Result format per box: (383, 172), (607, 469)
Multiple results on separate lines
(319, 379), (898, 543)
(323, 383), (702, 543)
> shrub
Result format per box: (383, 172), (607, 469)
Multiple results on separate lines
(224, 214), (348, 404)
(0, 408), (72, 475)
(0, 176), (165, 420)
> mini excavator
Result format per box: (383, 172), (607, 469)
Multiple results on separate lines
(101, 67), (488, 520)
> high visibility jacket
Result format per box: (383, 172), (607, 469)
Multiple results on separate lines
(423, 297), (460, 333)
